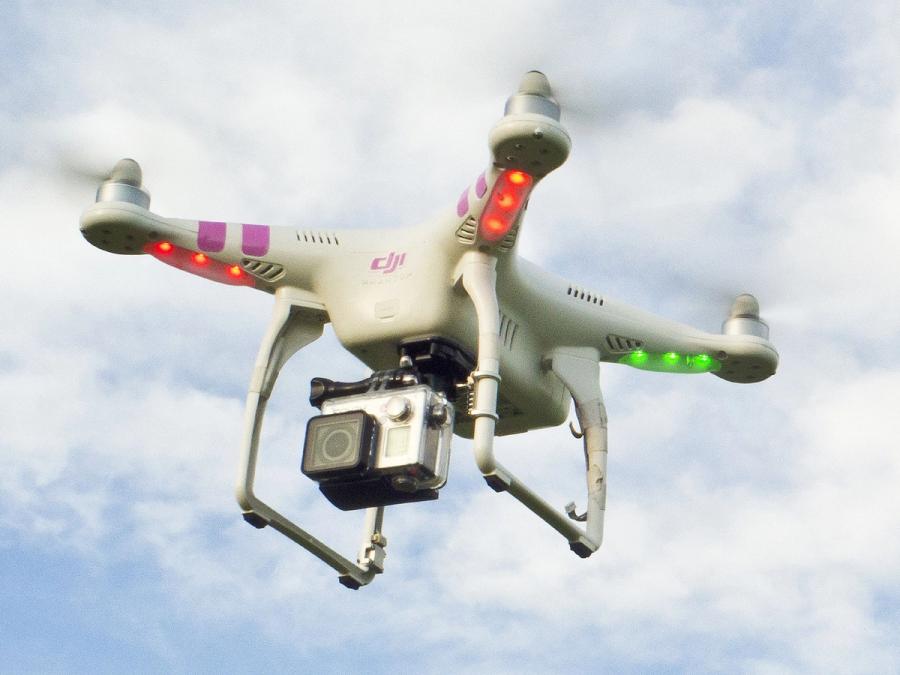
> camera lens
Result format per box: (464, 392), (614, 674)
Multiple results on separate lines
(302, 410), (375, 479)
(320, 427), (355, 463)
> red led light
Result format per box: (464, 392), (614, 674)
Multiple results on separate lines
(484, 217), (505, 235)
(496, 192), (515, 209)
(477, 170), (533, 243)
(144, 240), (254, 288)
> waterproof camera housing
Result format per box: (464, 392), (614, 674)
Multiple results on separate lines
(302, 383), (454, 510)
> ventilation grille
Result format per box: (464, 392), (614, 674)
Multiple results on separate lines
(455, 216), (477, 244)
(455, 216), (520, 251)
(297, 230), (340, 245)
(499, 313), (519, 350)
(605, 334), (644, 353)
(495, 222), (521, 253)
(241, 258), (286, 282)
(567, 284), (603, 306)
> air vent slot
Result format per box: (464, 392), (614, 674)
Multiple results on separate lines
(567, 284), (603, 305)
(455, 216), (521, 250)
(605, 334), (644, 353)
(241, 258), (286, 282)
(499, 313), (519, 350)
(297, 230), (340, 245)
(455, 216), (477, 244)
(496, 222), (521, 252)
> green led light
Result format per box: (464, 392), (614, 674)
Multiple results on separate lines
(618, 350), (721, 374)
(629, 350), (649, 365)
(691, 354), (712, 370)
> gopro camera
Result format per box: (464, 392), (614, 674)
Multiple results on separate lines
(302, 383), (453, 510)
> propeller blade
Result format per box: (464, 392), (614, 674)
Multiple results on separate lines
(54, 154), (145, 202)
(55, 152), (115, 186)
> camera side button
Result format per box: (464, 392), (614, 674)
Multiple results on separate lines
(385, 396), (412, 422)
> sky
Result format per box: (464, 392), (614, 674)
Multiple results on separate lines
(2, 1), (900, 672)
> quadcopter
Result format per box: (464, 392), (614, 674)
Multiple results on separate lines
(80, 71), (778, 589)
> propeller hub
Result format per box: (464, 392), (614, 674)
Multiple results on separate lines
(107, 158), (143, 187)
(730, 293), (761, 319)
(95, 158), (150, 209)
(722, 293), (769, 339)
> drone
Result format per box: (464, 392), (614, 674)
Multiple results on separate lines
(80, 71), (778, 589)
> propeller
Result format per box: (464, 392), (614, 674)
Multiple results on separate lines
(546, 79), (609, 127)
(55, 151), (114, 186)
(58, 155), (142, 185)
(53, 152), (150, 207)
(707, 287), (803, 334)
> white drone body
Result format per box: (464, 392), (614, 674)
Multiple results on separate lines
(80, 72), (778, 589)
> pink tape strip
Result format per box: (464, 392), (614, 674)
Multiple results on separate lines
(241, 224), (270, 256)
(197, 221), (226, 252)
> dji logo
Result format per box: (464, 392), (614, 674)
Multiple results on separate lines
(370, 251), (406, 274)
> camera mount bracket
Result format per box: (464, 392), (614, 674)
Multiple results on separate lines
(235, 286), (386, 589)
(458, 251), (606, 556)
(398, 335), (476, 401)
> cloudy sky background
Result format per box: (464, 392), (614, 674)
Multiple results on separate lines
(2, 1), (899, 672)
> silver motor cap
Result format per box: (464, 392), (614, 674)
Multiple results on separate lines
(504, 70), (561, 121)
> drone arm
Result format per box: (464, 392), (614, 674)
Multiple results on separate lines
(81, 200), (327, 293)
(503, 257), (778, 383)
(235, 287), (383, 589)
(460, 252), (602, 556)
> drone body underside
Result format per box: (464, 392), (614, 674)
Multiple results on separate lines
(80, 71), (778, 588)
